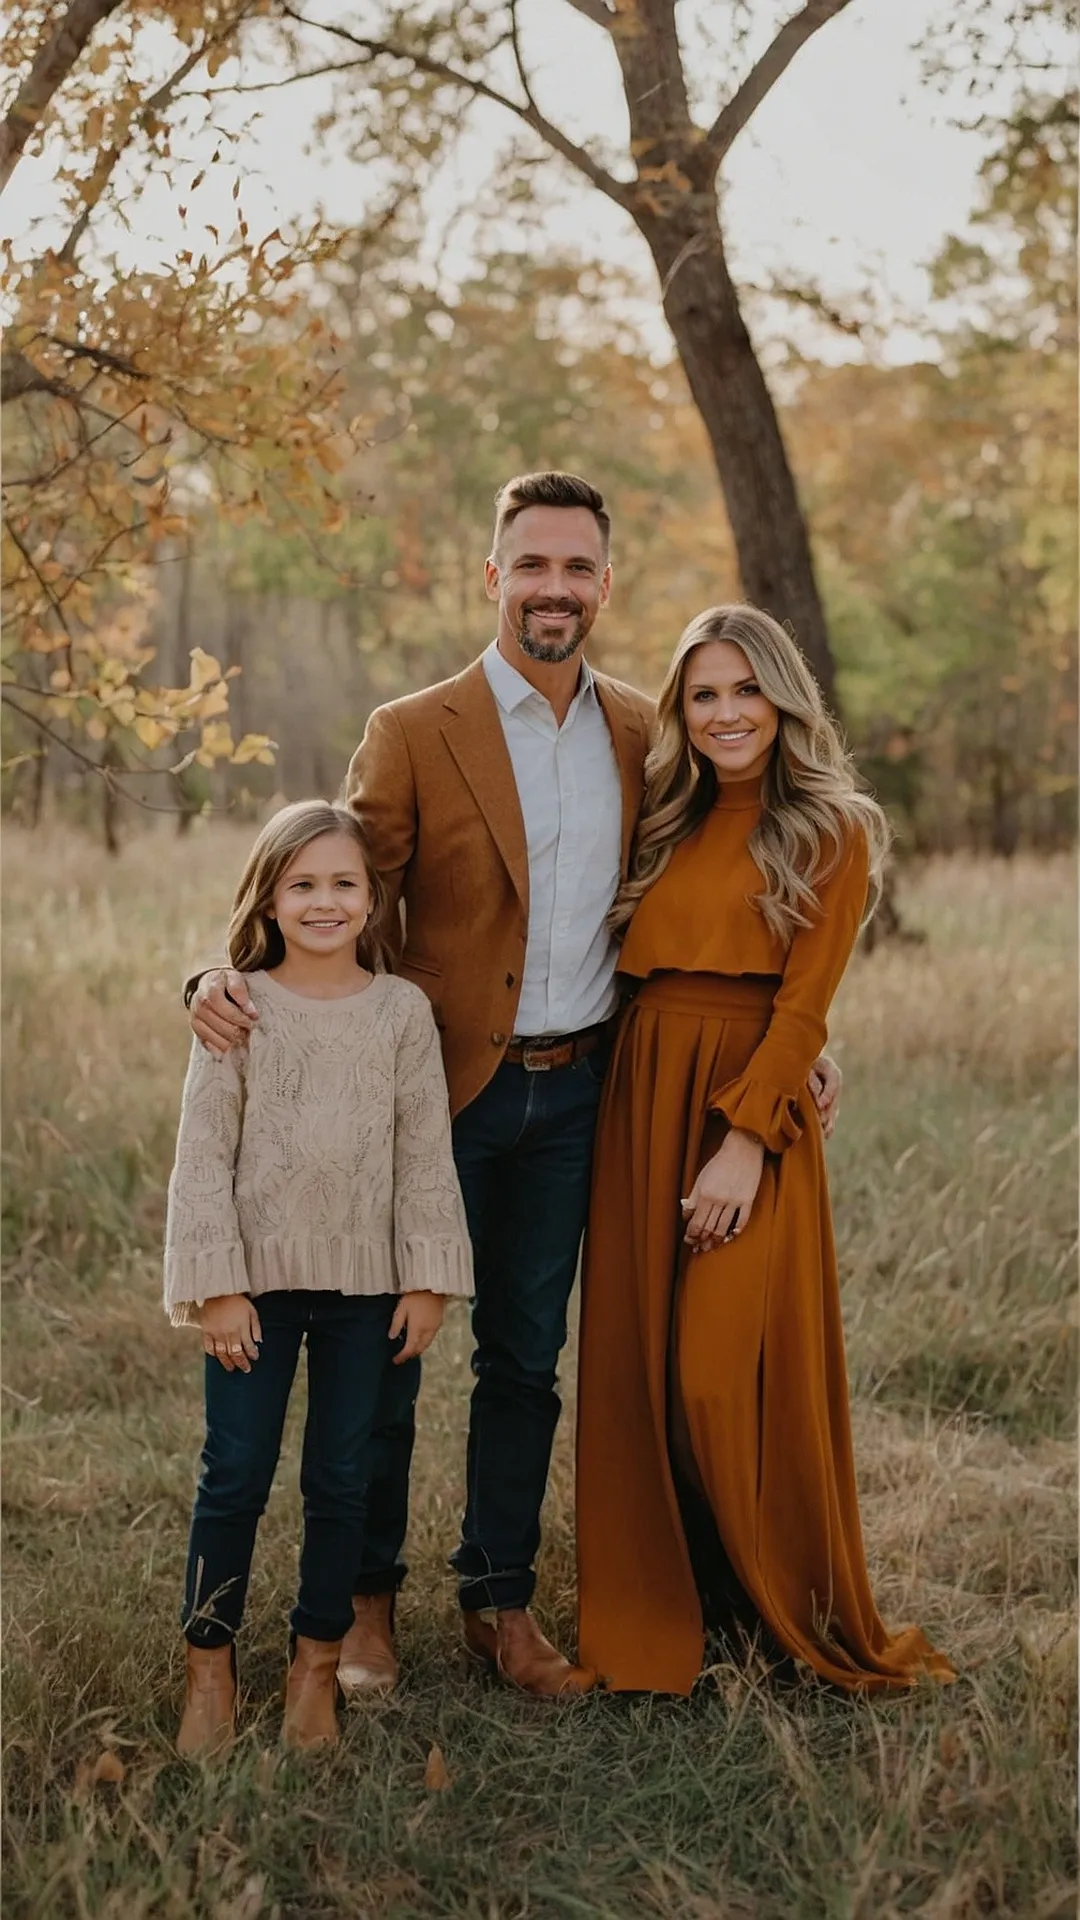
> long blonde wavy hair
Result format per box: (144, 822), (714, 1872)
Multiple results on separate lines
(611, 605), (890, 945)
(226, 801), (392, 974)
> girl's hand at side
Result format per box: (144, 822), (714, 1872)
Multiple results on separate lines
(200, 1294), (262, 1372)
(681, 1128), (765, 1254)
(389, 1290), (445, 1364)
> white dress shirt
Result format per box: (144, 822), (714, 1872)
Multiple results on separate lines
(482, 641), (623, 1037)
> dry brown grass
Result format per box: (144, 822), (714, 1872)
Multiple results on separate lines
(2, 826), (1076, 1919)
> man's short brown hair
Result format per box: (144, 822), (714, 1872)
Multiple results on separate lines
(492, 471), (611, 559)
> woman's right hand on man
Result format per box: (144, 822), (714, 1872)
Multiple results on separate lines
(199, 1294), (263, 1372)
(191, 969), (258, 1055)
(681, 1128), (765, 1254)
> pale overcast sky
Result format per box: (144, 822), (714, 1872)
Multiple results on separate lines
(4, 0), (1067, 362)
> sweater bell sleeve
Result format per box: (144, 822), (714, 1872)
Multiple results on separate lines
(391, 992), (474, 1297)
(708, 828), (870, 1153)
(163, 1038), (250, 1326)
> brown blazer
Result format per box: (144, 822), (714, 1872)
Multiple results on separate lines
(345, 655), (655, 1117)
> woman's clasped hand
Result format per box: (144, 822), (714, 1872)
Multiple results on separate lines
(681, 1127), (765, 1253)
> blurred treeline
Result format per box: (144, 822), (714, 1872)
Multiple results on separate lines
(7, 99), (1075, 855)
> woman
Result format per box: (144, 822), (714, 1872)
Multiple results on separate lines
(576, 605), (953, 1696)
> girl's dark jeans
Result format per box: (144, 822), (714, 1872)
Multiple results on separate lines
(182, 1288), (420, 1647)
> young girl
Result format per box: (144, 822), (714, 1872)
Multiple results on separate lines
(164, 801), (473, 1757)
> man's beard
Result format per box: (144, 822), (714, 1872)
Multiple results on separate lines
(514, 602), (587, 664)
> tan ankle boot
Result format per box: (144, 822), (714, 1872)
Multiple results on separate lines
(337, 1592), (398, 1701)
(283, 1636), (342, 1750)
(176, 1642), (237, 1759)
(463, 1608), (594, 1699)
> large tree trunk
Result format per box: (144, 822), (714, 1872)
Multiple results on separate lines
(606, 1), (838, 705)
(640, 211), (836, 706)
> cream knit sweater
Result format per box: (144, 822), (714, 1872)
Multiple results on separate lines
(163, 971), (473, 1326)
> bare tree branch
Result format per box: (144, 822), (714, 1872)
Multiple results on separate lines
(508, 0), (539, 114)
(41, 333), (150, 381)
(279, 5), (631, 206)
(707, 0), (854, 161)
(196, 59), (373, 95)
(0, 0), (126, 197)
(563, 0), (616, 26)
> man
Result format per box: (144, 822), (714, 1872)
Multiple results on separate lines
(189, 471), (841, 1698)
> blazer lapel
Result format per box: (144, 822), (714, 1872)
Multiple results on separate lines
(441, 659), (530, 912)
(594, 674), (649, 879)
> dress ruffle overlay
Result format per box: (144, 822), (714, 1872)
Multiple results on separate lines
(575, 780), (954, 1696)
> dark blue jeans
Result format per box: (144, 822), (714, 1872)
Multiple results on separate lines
(183, 1289), (420, 1647)
(349, 1051), (606, 1611)
(448, 1051), (605, 1608)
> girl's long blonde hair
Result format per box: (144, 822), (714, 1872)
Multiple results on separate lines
(227, 801), (392, 974)
(611, 605), (890, 944)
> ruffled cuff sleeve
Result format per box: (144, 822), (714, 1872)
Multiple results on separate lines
(394, 1232), (474, 1298)
(165, 1242), (252, 1328)
(708, 1072), (804, 1154)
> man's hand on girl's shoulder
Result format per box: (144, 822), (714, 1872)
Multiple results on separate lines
(190, 969), (259, 1056)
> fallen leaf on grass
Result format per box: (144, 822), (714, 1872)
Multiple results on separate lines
(423, 1743), (451, 1791)
(73, 1749), (126, 1798)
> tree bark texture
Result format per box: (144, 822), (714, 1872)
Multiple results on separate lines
(644, 212), (836, 707)
(606, 0), (837, 703)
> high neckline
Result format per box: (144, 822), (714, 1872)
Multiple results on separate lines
(714, 775), (764, 812)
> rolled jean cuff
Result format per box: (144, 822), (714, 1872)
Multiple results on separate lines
(351, 1563), (408, 1598)
(455, 1566), (536, 1613)
(183, 1615), (234, 1650)
(289, 1603), (355, 1643)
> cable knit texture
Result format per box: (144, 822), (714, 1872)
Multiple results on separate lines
(164, 972), (473, 1325)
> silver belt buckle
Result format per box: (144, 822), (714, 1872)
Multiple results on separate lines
(522, 1039), (555, 1071)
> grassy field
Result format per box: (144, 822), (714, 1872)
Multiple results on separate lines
(2, 826), (1076, 1920)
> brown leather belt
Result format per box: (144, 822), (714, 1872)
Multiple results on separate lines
(504, 1022), (610, 1072)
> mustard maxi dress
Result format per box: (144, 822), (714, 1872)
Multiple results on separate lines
(576, 776), (954, 1696)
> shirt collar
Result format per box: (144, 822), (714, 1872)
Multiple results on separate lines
(483, 639), (596, 716)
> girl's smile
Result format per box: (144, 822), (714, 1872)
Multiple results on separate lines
(268, 830), (374, 983)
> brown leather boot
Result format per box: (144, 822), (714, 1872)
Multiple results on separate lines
(176, 1642), (236, 1759)
(337, 1592), (398, 1701)
(463, 1608), (594, 1699)
(282, 1636), (342, 1750)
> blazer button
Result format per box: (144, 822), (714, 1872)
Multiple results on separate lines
(491, 1031), (506, 1047)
